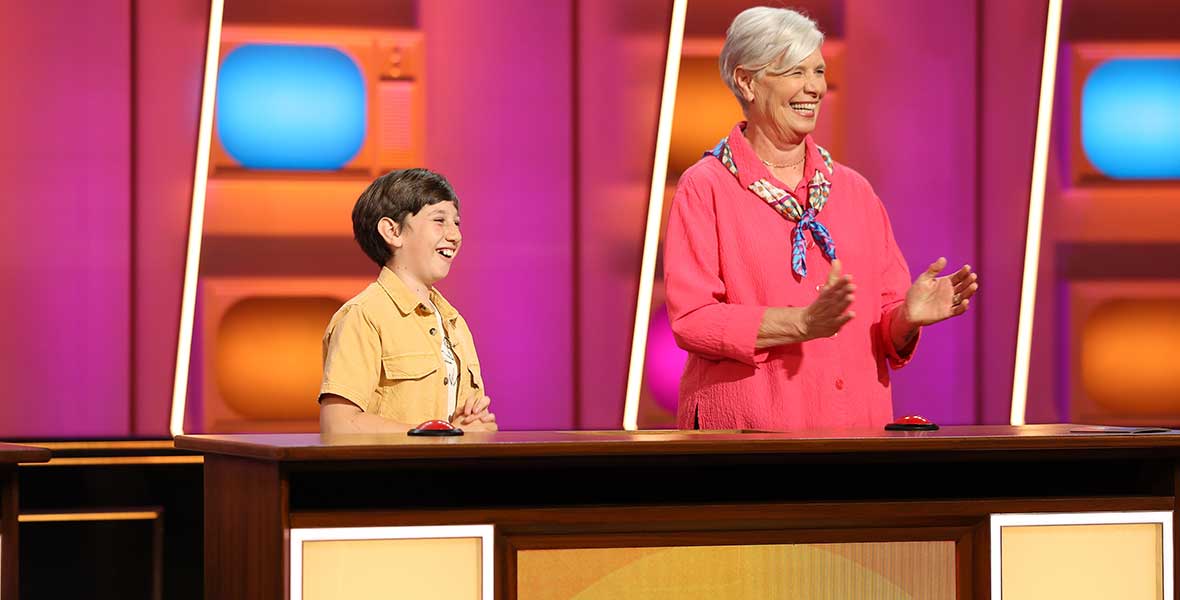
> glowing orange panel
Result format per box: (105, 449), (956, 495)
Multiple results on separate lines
(1081, 298), (1180, 414)
(667, 54), (743, 176)
(215, 296), (340, 421)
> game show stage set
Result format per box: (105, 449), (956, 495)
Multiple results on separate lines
(3, 0), (1180, 598)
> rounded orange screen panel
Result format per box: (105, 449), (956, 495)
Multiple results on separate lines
(1082, 298), (1180, 414)
(668, 56), (744, 177)
(216, 296), (341, 420)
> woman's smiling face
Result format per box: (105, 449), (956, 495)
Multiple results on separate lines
(743, 47), (827, 143)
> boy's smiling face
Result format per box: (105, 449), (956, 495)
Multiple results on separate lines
(382, 201), (462, 291)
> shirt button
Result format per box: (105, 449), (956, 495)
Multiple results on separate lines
(442, 377), (450, 385)
(835, 378), (845, 390)
(429, 328), (437, 336)
(815, 283), (823, 292)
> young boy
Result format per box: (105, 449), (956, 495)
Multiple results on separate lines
(319, 168), (496, 434)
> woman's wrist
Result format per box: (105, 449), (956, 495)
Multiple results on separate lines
(757, 307), (810, 349)
(890, 304), (920, 350)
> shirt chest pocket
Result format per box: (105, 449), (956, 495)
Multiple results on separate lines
(377, 352), (441, 420)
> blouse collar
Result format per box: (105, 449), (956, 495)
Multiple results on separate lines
(727, 122), (825, 194)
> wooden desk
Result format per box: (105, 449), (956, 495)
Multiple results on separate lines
(177, 425), (1180, 599)
(16, 440), (203, 600)
(0, 443), (50, 599)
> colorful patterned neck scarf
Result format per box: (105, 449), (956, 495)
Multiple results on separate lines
(707, 138), (836, 278)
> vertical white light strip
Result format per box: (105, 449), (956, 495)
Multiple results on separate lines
(1010, 0), (1062, 426)
(623, 0), (688, 431)
(170, 0), (225, 438)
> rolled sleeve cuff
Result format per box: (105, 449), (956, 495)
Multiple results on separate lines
(880, 305), (920, 369)
(319, 382), (371, 412)
(722, 305), (772, 366)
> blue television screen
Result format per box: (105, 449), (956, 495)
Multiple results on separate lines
(216, 44), (367, 171)
(1082, 58), (1180, 180)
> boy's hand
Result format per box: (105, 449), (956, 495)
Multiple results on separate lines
(451, 395), (497, 431)
(462, 413), (498, 432)
(461, 395), (491, 419)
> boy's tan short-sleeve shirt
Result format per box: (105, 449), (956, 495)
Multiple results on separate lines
(319, 267), (485, 425)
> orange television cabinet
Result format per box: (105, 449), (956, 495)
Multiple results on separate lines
(177, 426), (1180, 600)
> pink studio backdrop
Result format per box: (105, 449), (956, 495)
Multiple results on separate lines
(1, 0), (1061, 438)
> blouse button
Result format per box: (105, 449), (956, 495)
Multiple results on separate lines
(442, 377), (450, 386)
(835, 378), (845, 390)
(429, 328), (437, 336)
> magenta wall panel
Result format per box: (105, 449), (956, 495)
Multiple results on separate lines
(421, 0), (576, 430)
(132, 0), (208, 437)
(977, 0), (1051, 424)
(576, 0), (670, 428)
(0, 1), (133, 438)
(0, 0), (1064, 437)
(843, 0), (979, 424)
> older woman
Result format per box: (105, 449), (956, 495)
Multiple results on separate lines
(665, 7), (978, 430)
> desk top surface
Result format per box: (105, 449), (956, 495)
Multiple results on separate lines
(0, 442), (51, 464)
(175, 424), (1180, 462)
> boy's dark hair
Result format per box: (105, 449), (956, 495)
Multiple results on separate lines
(352, 168), (460, 267)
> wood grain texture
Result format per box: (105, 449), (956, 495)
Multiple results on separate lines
(203, 455), (286, 600)
(186, 429), (1180, 599)
(973, 519), (991, 600)
(18, 458), (203, 600)
(18, 439), (197, 468)
(0, 445), (45, 599)
(1174, 462), (1180, 600)
(1, 467), (17, 600)
(0, 444), (50, 464)
(955, 526), (975, 600)
(176, 425), (1180, 462)
(289, 497), (1174, 531)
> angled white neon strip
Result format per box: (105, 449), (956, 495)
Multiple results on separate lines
(170, 0), (225, 438)
(990, 511), (1173, 599)
(1010, 0), (1062, 426)
(289, 525), (495, 600)
(623, 0), (688, 431)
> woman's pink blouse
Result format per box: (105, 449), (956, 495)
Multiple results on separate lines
(664, 127), (917, 431)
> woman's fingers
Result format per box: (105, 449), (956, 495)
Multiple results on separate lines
(952, 271), (976, 292)
(949, 265), (974, 287)
(821, 279), (855, 301)
(806, 264), (861, 339)
(826, 259), (843, 287)
(823, 275), (851, 295)
(959, 282), (979, 300)
(924, 257), (948, 279)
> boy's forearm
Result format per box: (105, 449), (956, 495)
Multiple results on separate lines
(320, 402), (415, 435)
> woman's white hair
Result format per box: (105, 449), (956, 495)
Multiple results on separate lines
(719, 7), (824, 104)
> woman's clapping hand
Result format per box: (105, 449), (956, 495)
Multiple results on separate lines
(902, 257), (979, 326)
(802, 259), (856, 339)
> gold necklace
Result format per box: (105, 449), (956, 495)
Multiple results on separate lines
(760, 154), (805, 169)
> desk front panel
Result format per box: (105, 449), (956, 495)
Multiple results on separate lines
(183, 428), (1180, 599)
